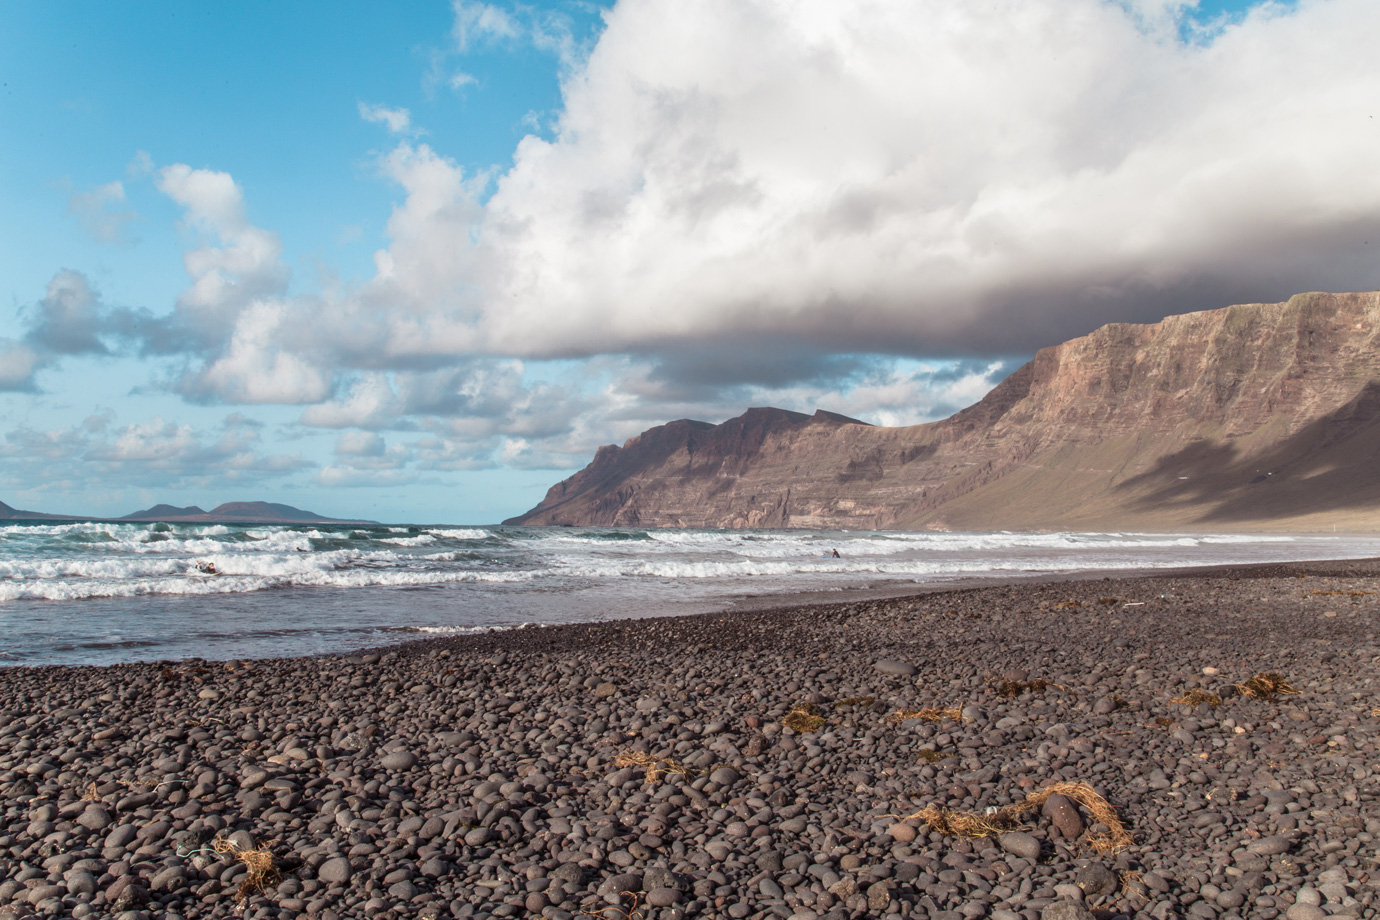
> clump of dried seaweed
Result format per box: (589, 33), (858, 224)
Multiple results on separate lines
(1170, 688), (1222, 709)
(886, 704), (967, 724)
(214, 836), (280, 900)
(782, 701), (826, 732)
(1235, 673), (1299, 701)
(612, 751), (697, 784)
(910, 781), (1132, 855)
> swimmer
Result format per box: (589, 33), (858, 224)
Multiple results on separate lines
(196, 561), (218, 575)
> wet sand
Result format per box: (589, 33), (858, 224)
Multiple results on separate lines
(0, 559), (1377, 920)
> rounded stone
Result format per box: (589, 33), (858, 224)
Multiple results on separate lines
(646, 887), (683, 907)
(887, 822), (918, 843)
(874, 660), (919, 677)
(1247, 835), (1291, 855)
(709, 767), (740, 786)
(1041, 900), (1095, 920)
(1286, 906), (1327, 920)
(999, 831), (1041, 861)
(1043, 792), (1084, 840)
(380, 751), (419, 771)
(76, 806), (112, 831)
(318, 857), (352, 884)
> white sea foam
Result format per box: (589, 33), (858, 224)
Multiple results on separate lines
(380, 534), (437, 546)
(425, 528), (492, 540)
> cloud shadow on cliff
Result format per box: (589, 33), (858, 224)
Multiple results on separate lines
(1116, 382), (1380, 523)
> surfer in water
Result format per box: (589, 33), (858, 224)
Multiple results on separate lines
(196, 561), (219, 575)
(830, 548), (841, 558)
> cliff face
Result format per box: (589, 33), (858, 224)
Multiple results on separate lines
(507, 291), (1380, 531)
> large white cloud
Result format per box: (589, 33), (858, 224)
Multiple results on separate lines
(439, 0), (1380, 359)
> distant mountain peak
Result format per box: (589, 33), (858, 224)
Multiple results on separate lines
(120, 504), (207, 520)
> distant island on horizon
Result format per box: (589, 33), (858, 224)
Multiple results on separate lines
(0, 499), (378, 526)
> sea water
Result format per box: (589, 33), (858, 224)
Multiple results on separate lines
(0, 521), (1375, 666)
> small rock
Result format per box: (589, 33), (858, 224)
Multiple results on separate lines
(1043, 793), (1084, 839)
(380, 751), (419, 771)
(1074, 862), (1117, 897)
(874, 660), (918, 677)
(887, 822), (917, 843)
(1041, 899), (1095, 920)
(646, 886), (682, 906)
(593, 682), (618, 699)
(76, 806), (112, 831)
(1248, 835), (1291, 856)
(709, 767), (740, 786)
(240, 767), (269, 789)
(999, 832), (1041, 861)
(1292, 887), (1321, 907)
(318, 857), (352, 884)
(1286, 906), (1327, 920)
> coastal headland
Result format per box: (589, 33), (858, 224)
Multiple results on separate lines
(2, 560), (1377, 919)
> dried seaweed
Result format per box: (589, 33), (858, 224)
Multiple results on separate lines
(214, 836), (280, 900)
(910, 781), (1132, 855)
(782, 702), (826, 732)
(1235, 673), (1299, 701)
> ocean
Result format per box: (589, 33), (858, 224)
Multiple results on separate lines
(0, 521), (1376, 667)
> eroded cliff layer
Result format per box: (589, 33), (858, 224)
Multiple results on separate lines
(507, 291), (1380, 531)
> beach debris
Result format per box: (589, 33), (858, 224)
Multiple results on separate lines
(1235, 672), (1300, 701)
(214, 835), (280, 900)
(886, 704), (967, 724)
(1171, 688), (1222, 709)
(995, 678), (1064, 698)
(582, 891), (644, 920)
(917, 747), (953, 764)
(782, 701), (826, 732)
(612, 750), (697, 784)
(910, 781), (1132, 854)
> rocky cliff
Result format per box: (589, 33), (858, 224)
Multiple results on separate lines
(507, 291), (1380, 532)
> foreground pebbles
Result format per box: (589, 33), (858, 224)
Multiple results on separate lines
(1, 559), (1378, 919)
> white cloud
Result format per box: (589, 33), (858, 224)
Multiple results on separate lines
(182, 300), (332, 404)
(156, 163), (290, 347)
(66, 180), (138, 244)
(451, 0), (520, 50)
(0, 341), (42, 392)
(0, 413), (311, 489)
(24, 270), (112, 355)
(237, 0), (1380, 382)
(441, 0), (1380, 360)
(358, 101), (413, 134)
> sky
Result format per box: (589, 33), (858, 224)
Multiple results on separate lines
(2, 0), (1377, 524)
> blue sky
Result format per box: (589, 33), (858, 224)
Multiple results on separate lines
(2, 0), (1375, 523)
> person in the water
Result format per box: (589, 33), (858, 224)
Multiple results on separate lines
(196, 561), (218, 574)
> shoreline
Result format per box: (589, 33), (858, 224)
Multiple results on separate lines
(0, 558), (1376, 919)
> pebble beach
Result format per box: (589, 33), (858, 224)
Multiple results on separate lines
(1, 559), (1378, 920)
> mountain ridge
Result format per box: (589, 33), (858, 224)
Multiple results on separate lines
(0, 500), (375, 525)
(507, 290), (1380, 532)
